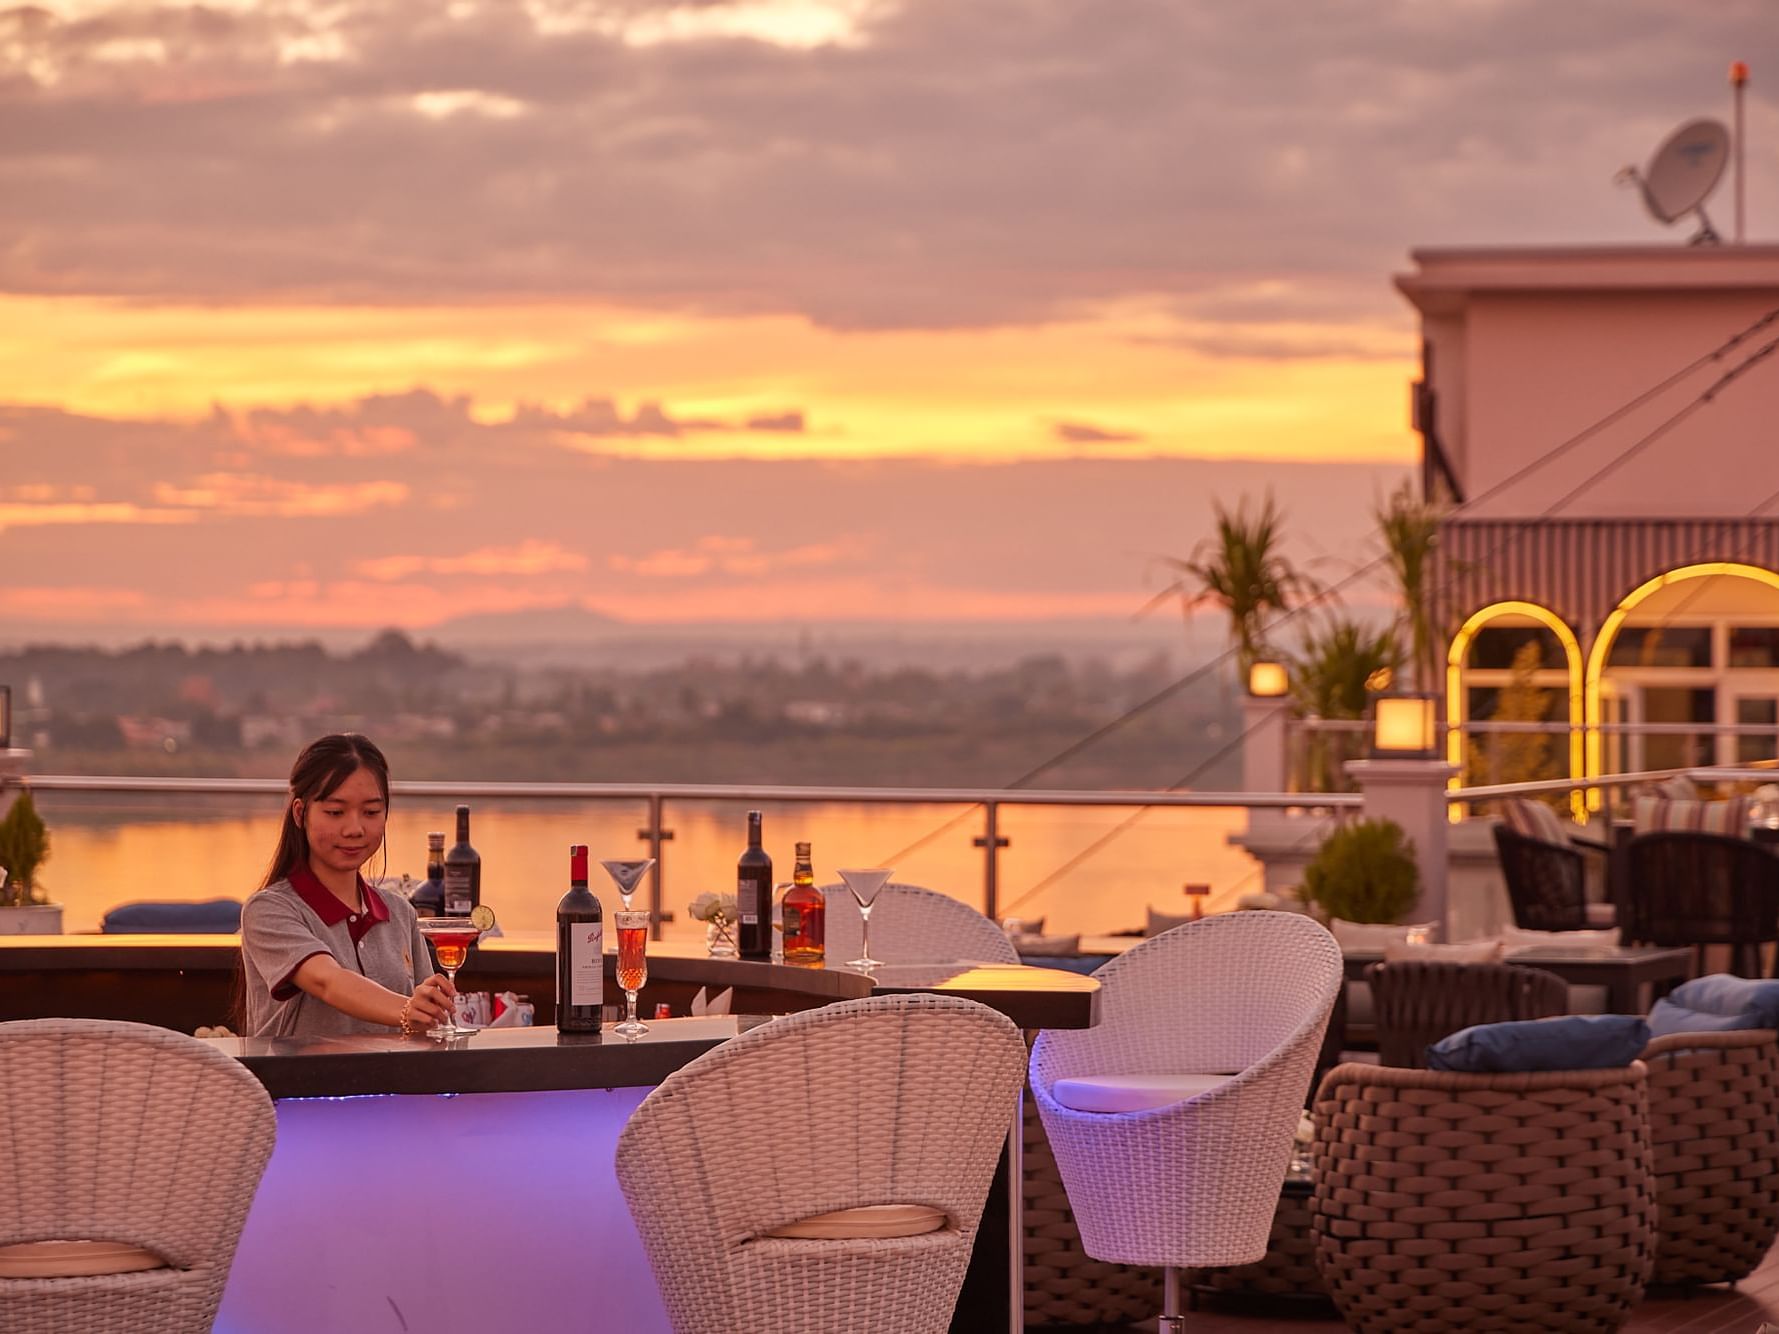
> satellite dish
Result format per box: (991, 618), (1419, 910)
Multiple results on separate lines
(1615, 117), (1731, 244)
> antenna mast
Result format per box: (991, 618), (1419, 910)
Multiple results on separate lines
(1731, 61), (1749, 243)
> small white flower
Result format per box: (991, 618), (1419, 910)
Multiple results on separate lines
(688, 892), (719, 922)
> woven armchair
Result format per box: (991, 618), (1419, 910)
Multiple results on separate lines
(1367, 959), (1569, 1068)
(1641, 1028), (1779, 1286)
(615, 993), (1025, 1334)
(1311, 1061), (1656, 1332)
(0, 1018), (277, 1334)
(1493, 824), (1612, 933)
(1623, 830), (1779, 976)
(1031, 911), (1342, 1332)
(820, 882), (1019, 964)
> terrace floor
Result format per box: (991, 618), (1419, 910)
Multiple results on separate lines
(1092, 1239), (1779, 1332)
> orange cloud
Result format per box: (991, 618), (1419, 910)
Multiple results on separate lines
(0, 502), (193, 529)
(232, 420), (417, 458)
(355, 540), (589, 581)
(150, 475), (408, 517)
(0, 586), (151, 617)
(176, 581), (574, 628)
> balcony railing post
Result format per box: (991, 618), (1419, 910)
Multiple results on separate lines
(638, 793), (675, 940)
(973, 801), (1010, 923)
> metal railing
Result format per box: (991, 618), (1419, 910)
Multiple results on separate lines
(23, 774), (1362, 935)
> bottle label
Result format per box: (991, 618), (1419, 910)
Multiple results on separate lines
(569, 922), (603, 1007)
(444, 866), (473, 916)
(738, 876), (760, 925)
(783, 904), (802, 937)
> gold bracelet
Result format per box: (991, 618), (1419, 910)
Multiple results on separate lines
(398, 997), (416, 1036)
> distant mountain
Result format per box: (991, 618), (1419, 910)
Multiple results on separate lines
(430, 603), (629, 644)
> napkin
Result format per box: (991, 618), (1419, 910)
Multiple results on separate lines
(689, 986), (733, 1017)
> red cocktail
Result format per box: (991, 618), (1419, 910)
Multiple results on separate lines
(416, 916), (486, 1039)
(614, 909), (650, 1038)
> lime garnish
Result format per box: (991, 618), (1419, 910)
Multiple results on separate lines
(470, 904), (496, 932)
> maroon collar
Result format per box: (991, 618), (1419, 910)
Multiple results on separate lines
(288, 863), (388, 938)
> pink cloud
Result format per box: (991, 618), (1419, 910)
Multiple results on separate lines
(356, 540), (588, 581)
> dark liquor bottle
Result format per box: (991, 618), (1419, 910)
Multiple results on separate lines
(781, 841), (825, 965)
(410, 831), (446, 916)
(443, 804), (480, 918)
(556, 844), (604, 1033)
(737, 810), (773, 960)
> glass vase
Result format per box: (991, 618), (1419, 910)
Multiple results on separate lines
(705, 919), (738, 958)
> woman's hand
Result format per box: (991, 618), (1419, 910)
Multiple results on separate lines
(406, 972), (458, 1028)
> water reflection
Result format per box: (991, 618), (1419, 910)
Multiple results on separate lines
(36, 792), (1260, 940)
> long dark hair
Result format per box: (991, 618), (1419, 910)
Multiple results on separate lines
(259, 733), (392, 890)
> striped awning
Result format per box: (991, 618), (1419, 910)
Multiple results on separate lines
(1431, 517), (1779, 640)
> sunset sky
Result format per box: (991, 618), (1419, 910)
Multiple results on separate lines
(1, 1), (1773, 640)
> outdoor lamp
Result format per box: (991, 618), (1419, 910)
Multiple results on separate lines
(1183, 882), (1212, 920)
(1247, 660), (1289, 698)
(1371, 692), (1439, 759)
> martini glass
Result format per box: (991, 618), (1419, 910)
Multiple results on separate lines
(601, 858), (655, 911)
(415, 917), (485, 1040)
(838, 867), (893, 972)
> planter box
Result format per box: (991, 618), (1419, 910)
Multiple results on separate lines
(0, 903), (63, 934)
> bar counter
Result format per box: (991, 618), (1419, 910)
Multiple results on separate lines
(0, 932), (1099, 1031)
(25, 948), (1100, 1334)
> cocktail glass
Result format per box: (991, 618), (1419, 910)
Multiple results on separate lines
(601, 858), (656, 911)
(415, 916), (485, 1040)
(838, 867), (893, 972)
(614, 909), (650, 1039)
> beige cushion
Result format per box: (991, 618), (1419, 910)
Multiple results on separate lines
(0, 1240), (166, 1278)
(1501, 924), (1620, 951)
(1052, 1072), (1233, 1113)
(1501, 798), (1572, 846)
(1010, 932), (1081, 957)
(1632, 794), (1752, 836)
(1144, 906), (1193, 936)
(765, 1204), (947, 1240)
(1329, 918), (1439, 950)
(1382, 938), (1506, 964)
(1584, 902), (1618, 928)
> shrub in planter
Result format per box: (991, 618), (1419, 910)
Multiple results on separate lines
(1300, 817), (1418, 925)
(0, 788), (51, 906)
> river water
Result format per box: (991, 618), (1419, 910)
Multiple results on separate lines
(34, 790), (1265, 942)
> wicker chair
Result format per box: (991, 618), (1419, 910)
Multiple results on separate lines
(1641, 1028), (1779, 1287)
(820, 881), (1019, 965)
(1623, 830), (1779, 976)
(1030, 911), (1343, 1333)
(0, 1018), (277, 1334)
(615, 993), (1025, 1334)
(1311, 1061), (1656, 1332)
(1493, 824), (1616, 933)
(1367, 959), (1570, 1068)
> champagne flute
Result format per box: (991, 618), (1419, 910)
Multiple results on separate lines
(415, 916), (486, 1040)
(601, 858), (655, 911)
(837, 867), (892, 971)
(614, 909), (650, 1039)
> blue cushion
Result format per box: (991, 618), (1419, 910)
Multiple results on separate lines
(100, 899), (243, 934)
(1660, 974), (1779, 1028)
(1425, 1014), (1651, 1073)
(1647, 998), (1770, 1038)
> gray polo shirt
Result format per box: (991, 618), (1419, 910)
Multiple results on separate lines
(241, 874), (432, 1039)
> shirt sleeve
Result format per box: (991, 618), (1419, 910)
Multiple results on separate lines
(242, 892), (332, 1002)
(410, 915), (434, 987)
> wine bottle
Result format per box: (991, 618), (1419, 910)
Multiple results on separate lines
(737, 809), (773, 960)
(444, 804), (480, 917)
(410, 831), (446, 916)
(556, 844), (604, 1033)
(781, 840), (825, 965)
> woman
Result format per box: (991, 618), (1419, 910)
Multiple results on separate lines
(240, 733), (457, 1038)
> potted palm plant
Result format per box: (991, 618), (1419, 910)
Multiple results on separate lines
(0, 788), (60, 933)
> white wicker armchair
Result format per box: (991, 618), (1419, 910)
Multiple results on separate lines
(1030, 911), (1342, 1332)
(615, 993), (1026, 1334)
(820, 882), (1019, 964)
(0, 1018), (277, 1334)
